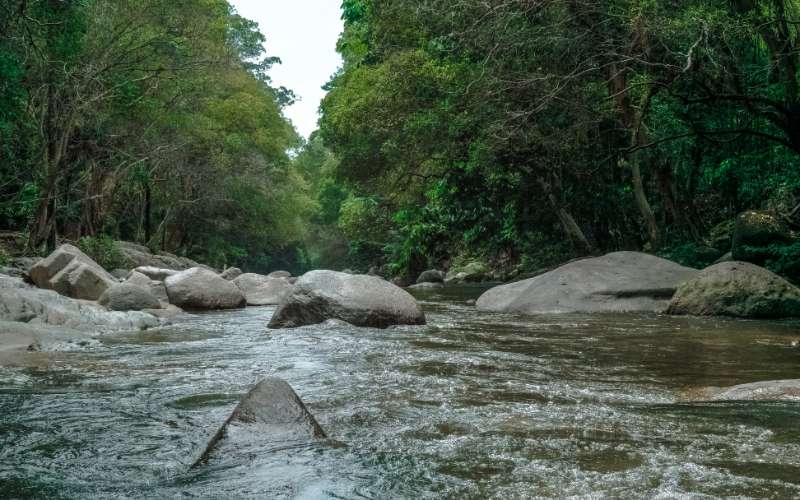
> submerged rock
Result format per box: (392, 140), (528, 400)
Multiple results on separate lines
(99, 283), (161, 312)
(220, 267), (243, 280)
(268, 270), (426, 329)
(193, 378), (326, 467)
(165, 267), (245, 310)
(476, 252), (698, 315)
(417, 269), (445, 284)
(30, 244), (117, 301)
(687, 380), (800, 402)
(0, 275), (159, 331)
(666, 261), (800, 319)
(233, 273), (292, 306)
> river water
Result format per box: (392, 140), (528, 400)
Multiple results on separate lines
(2, 285), (800, 499)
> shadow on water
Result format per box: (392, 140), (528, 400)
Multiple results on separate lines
(2, 287), (800, 498)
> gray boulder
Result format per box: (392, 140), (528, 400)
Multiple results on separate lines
(417, 269), (445, 284)
(99, 283), (161, 311)
(233, 273), (292, 306)
(110, 269), (130, 280)
(666, 261), (800, 319)
(268, 270), (426, 329)
(134, 266), (178, 281)
(30, 244), (117, 301)
(165, 267), (245, 310)
(193, 378), (326, 467)
(0, 275), (159, 331)
(125, 271), (169, 302)
(117, 241), (200, 271)
(220, 267), (243, 280)
(477, 252), (698, 315)
(687, 380), (800, 402)
(268, 270), (291, 279)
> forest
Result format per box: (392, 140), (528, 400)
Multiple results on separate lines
(2, 0), (800, 282)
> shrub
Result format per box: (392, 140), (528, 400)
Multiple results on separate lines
(77, 235), (125, 271)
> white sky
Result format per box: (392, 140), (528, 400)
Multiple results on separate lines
(230, 1), (344, 139)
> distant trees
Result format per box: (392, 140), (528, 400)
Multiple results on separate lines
(0, 0), (310, 270)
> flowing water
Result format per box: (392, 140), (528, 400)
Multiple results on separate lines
(2, 286), (800, 499)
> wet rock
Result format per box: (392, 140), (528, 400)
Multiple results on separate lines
(142, 303), (186, 320)
(134, 266), (178, 281)
(0, 321), (90, 353)
(666, 261), (800, 319)
(409, 282), (444, 290)
(165, 267), (245, 310)
(0, 275), (160, 331)
(477, 252), (698, 315)
(268, 270), (291, 279)
(30, 244), (117, 301)
(220, 267), (243, 280)
(268, 270), (426, 329)
(417, 269), (445, 284)
(125, 271), (169, 302)
(687, 380), (800, 402)
(233, 273), (292, 306)
(99, 283), (161, 312)
(193, 378), (326, 467)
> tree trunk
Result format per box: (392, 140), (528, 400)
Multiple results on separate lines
(538, 176), (593, 254)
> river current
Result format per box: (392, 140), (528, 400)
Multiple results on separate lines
(2, 285), (800, 498)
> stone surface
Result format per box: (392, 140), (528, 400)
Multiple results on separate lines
(409, 282), (445, 290)
(417, 269), (445, 284)
(220, 267), (243, 280)
(30, 244), (117, 301)
(193, 378), (326, 467)
(134, 266), (178, 281)
(687, 380), (800, 402)
(99, 283), (161, 311)
(0, 321), (91, 353)
(269, 270), (426, 329)
(111, 269), (130, 280)
(125, 271), (169, 302)
(477, 252), (698, 315)
(165, 267), (245, 310)
(117, 241), (200, 271)
(666, 261), (800, 319)
(0, 275), (160, 331)
(268, 270), (291, 279)
(233, 273), (292, 306)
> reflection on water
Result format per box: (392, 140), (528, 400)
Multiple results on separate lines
(2, 286), (800, 498)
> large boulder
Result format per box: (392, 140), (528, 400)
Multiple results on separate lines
(193, 378), (326, 467)
(268, 270), (426, 329)
(220, 267), (243, 280)
(116, 241), (200, 271)
(687, 380), (800, 402)
(125, 271), (169, 302)
(666, 261), (800, 319)
(99, 283), (161, 312)
(477, 252), (698, 315)
(134, 266), (178, 281)
(0, 275), (159, 331)
(164, 267), (245, 310)
(417, 269), (445, 284)
(30, 244), (116, 301)
(233, 273), (292, 306)
(732, 210), (794, 263)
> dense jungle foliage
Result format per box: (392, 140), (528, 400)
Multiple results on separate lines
(303, 0), (800, 281)
(2, 0), (800, 280)
(0, 0), (310, 272)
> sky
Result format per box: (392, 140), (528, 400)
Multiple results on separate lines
(230, 1), (344, 139)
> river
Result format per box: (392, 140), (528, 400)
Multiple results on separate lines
(2, 285), (800, 498)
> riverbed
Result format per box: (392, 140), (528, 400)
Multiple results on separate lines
(2, 286), (800, 498)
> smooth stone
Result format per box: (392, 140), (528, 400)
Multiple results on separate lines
(477, 251), (698, 315)
(233, 273), (292, 306)
(268, 270), (426, 329)
(99, 283), (161, 312)
(165, 267), (245, 310)
(417, 269), (445, 284)
(125, 271), (169, 302)
(268, 270), (291, 279)
(220, 267), (243, 280)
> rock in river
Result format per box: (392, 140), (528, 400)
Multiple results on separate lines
(99, 283), (162, 312)
(417, 269), (445, 284)
(268, 270), (426, 329)
(233, 273), (292, 306)
(165, 267), (245, 310)
(687, 380), (800, 402)
(193, 378), (326, 467)
(476, 251), (698, 315)
(666, 261), (800, 319)
(30, 244), (117, 301)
